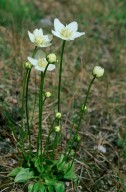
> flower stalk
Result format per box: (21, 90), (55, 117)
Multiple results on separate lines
(58, 40), (66, 114)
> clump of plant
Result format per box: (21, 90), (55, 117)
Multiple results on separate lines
(8, 18), (104, 192)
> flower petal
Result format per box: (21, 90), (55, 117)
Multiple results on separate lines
(33, 28), (43, 36)
(47, 34), (53, 41)
(27, 57), (38, 66)
(52, 30), (63, 39)
(35, 50), (46, 59)
(28, 31), (35, 42)
(34, 65), (45, 71)
(47, 64), (55, 71)
(71, 31), (85, 39)
(67, 21), (78, 32)
(54, 18), (65, 32)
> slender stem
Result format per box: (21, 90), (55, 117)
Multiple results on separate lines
(25, 46), (38, 159)
(37, 65), (49, 163)
(77, 76), (96, 130)
(26, 69), (32, 157)
(58, 40), (66, 113)
(66, 76), (96, 158)
(20, 69), (29, 157)
(38, 72), (44, 166)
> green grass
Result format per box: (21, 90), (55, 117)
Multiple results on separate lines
(0, 0), (42, 32)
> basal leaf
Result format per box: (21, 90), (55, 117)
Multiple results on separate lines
(14, 168), (34, 183)
(28, 183), (34, 192)
(54, 182), (65, 192)
(8, 167), (24, 177)
(48, 185), (54, 192)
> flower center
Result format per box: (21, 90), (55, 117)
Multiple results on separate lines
(38, 58), (48, 68)
(35, 36), (45, 46)
(60, 28), (72, 38)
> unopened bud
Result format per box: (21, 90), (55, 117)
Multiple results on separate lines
(75, 134), (81, 142)
(81, 105), (87, 111)
(54, 126), (60, 132)
(47, 53), (57, 64)
(55, 112), (61, 119)
(25, 62), (32, 69)
(92, 66), (104, 78)
(45, 92), (51, 98)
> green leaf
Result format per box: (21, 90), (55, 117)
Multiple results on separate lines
(48, 185), (54, 192)
(54, 182), (65, 192)
(32, 183), (39, 192)
(45, 178), (57, 186)
(8, 167), (24, 177)
(39, 184), (46, 192)
(28, 183), (34, 192)
(14, 168), (34, 183)
(64, 169), (77, 181)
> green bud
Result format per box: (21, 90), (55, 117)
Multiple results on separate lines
(55, 112), (62, 119)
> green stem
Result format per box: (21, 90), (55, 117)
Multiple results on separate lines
(25, 46), (37, 159)
(58, 40), (66, 114)
(20, 70), (29, 157)
(26, 69), (32, 157)
(37, 65), (49, 163)
(66, 76), (96, 158)
(38, 72), (44, 165)
(77, 76), (96, 131)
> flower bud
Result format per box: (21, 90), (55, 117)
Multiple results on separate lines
(54, 126), (60, 132)
(55, 112), (62, 119)
(45, 92), (51, 98)
(47, 53), (57, 64)
(75, 134), (81, 142)
(92, 66), (104, 78)
(25, 62), (32, 69)
(81, 105), (87, 111)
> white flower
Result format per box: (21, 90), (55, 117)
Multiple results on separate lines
(27, 51), (55, 72)
(28, 28), (53, 47)
(52, 18), (85, 40)
(93, 66), (104, 78)
(47, 53), (57, 64)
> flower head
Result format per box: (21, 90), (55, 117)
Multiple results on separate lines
(93, 66), (104, 78)
(27, 51), (55, 72)
(28, 28), (53, 47)
(52, 18), (85, 40)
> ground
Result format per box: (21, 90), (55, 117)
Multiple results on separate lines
(0, 0), (126, 191)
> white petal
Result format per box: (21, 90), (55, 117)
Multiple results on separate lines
(28, 57), (38, 66)
(35, 50), (46, 59)
(67, 21), (78, 32)
(44, 34), (53, 42)
(47, 64), (55, 71)
(71, 31), (85, 39)
(33, 28), (43, 36)
(39, 42), (52, 47)
(52, 30), (63, 39)
(54, 18), (65, 32)
(28, 31), (35, 42)
(35, 65), (45, 71)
